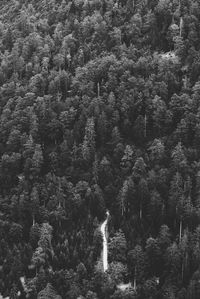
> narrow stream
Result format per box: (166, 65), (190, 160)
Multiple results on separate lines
(100, 210), (109, 272)
(100, 211), (135, 291)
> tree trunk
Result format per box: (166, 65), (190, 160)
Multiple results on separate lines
(183, 75), (187, 89)
(161, 202), (165, 216)
(32, 215), (35, 227)
(144, 114), (147, 138)
(181, 259), (184, 281)
(180, 17), (183, 37)
(133, 267), (137, 291)
(140, 202), (142, 220)
(185, 251), (188, 277)
(97, 82), (100, 97)
(179, 219), (182, 242)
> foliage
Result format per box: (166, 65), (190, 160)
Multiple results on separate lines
(1, 0), (200, 297)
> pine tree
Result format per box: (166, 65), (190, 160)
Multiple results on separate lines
(37, 283), (61, 299)
(82, 117), (95, 162)
(109, 230), (127, 263)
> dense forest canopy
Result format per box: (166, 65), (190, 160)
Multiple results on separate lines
(1, 0), (200, 298)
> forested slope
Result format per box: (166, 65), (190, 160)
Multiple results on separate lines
(1, 0), (200, 298)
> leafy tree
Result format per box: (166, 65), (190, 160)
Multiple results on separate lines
(38, 223), (53, 257)
(165, 242), (182, 279)
(108, 261), (128, 284)
(82, 117), (96, 162)
(187, 270), (200, 299)
(9, 223), (23, 243)
(37, 283), (61, 299)
(117, 178), (134, 217)
(148, 138), (165, 164)
(109, 230), (127, 263)
(31, 246), (45, 274)
(128, 245), (146, 289)
(120, 145), (134, 175)
(86, 291), (98, 299)
(171, 142), (188, 174)
(30, 186), (40, 226)
(132, 157), (146, 181)
(145, 237), (162, 277)
(157, 225), (171, 252)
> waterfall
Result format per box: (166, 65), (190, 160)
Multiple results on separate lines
(20, 276), (28, 294)
(100, 210), (109, 272)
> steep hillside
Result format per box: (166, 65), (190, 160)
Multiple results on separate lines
(1, 0), (200, 298)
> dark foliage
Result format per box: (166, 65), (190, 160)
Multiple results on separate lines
(1, 0), (200, 298)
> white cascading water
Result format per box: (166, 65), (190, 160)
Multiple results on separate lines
(117, 282), (132, 291)
(100, 211), (139, 291)
(100, 210), (109, 272)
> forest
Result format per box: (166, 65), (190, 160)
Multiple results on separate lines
(1, 0), (200, 298)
